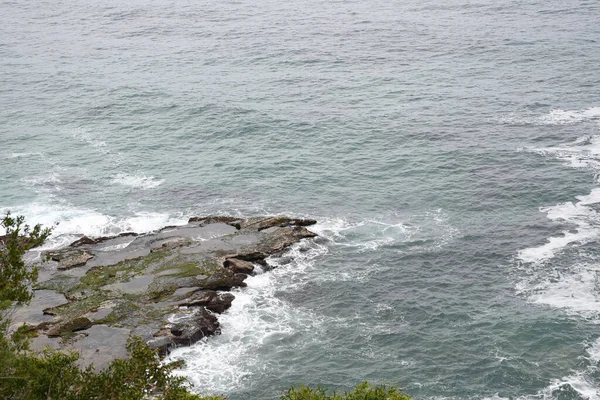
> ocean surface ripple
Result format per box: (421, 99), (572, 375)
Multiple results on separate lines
(2, 0), (600, 398)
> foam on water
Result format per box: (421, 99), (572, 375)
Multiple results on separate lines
(8, 152), (43, 159)
(310, 210), (459, 253)
(112, 173), (165, 190)
(519, 131), (600, 264)
(520, 262), (600, 320)
(484, 339), (600, 400)
(517, 200), (599, 264)
(167, 213), (455, 396)
(510, 110), (600, 399)
(501, 107), (600, 127)
(18, 173), (64, 193)
(517, 157), (600, 318)
(168, 238), (329, 395)
(0, 202), (188, 249)
(537, 108), (600, 126)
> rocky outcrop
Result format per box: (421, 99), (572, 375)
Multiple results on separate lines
(46, 316), (93, 337)
(159, 308), (221, 346)
(177, 290), (235, 313)
(48, 249), (94, 270)
(224, 258), (255, 274)
(17, 215), (317, 368)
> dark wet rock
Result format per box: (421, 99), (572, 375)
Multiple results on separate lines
(69, 232), (138, 248)
(224, 251), (269, 265)
(224, 258), (254, 274)
(233, 273), (249, 285)
(166, 308), (220, 345)
(207, 293), (235, 313)
(188, 216), (242, 229)
(234, 216), (317, 231)
(178, 290), (235, 313)
(146, 336), (174, 357)
(254, 217), (317, 231)
(15, 215), (317, 368)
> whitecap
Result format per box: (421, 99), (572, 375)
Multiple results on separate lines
(537, 107), (600, 126)
(523, 264), (600, 320)
(516, 190), (600, 317)
(0, 202), (187, 250)
(112, 173), (165, 190)
(527, 134), (600, 172)
(8, 152), (43, 159)
(500, 107), (600, 127)
(519, 132), (600, 264)
(517, 200), (599, 264)
(525, 339), (600, 400)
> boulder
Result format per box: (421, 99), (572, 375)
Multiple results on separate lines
(178, 290), (235, 313)
(68, 232), (138, 248)
(224, 258), (255, 274)
(46, 316), (93, 337)
(206, 293), (235, 313)
(161, 308), (220, 346)
(57, 251), (94, 270)
(146, 336), (174, 357)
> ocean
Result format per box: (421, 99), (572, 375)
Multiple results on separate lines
(2, 0), (600, 398)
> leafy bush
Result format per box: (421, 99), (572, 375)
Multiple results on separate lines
(0, 212), (52, 311)
(281, 382), (411, 400)
(0, 334), (224, 400)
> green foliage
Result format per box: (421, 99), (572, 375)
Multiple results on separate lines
(0, 212), (52, 310)
(282, 382), (411, 400)
(0, 335), (225, 400)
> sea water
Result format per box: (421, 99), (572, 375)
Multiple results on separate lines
(2, 0), (600, 398)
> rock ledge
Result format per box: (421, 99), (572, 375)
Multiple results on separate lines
(18, 216), (317, 368)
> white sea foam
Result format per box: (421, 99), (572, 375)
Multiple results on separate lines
(529, 138), (600, 172)
(516, 189), (600, 319)
(168, 239), (328, 395)
(524, 264), (600, 319)
(310, 210), (458, 253)
(8, 152), (43, 159)
(20, 173), (62, 186)
(501, 107), (600, 127)
(517, 201), (599, 264)
(112, 173), (165, 190)
(519, 132), (600, 264)
(518, 339), (600, 400)
(0, 202), (187, 249)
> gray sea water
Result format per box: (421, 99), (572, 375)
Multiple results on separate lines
(2, 0), (600, 398)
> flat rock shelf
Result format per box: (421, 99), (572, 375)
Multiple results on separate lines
(13, 216), (318, 369)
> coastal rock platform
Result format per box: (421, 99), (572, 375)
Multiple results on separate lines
(14, 216), (317, 369)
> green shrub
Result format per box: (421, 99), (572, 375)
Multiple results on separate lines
(0, 212), (52, 311)
(282, 382), (411, 400)
(0, 334), (224, 400)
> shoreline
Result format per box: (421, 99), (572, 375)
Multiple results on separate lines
(12, 216), (318, 369)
